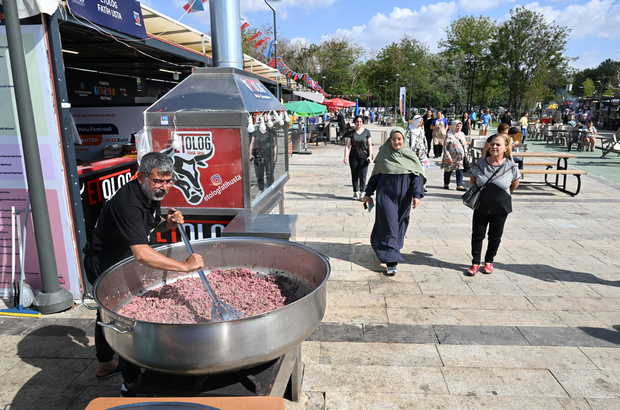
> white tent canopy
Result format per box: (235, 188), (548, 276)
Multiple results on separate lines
(293, 91), (324, 104)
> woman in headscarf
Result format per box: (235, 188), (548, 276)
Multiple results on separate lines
(362, 127), (426, 276)
(442, 120), (468, 191)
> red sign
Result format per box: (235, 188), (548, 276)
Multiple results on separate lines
(151, 128), (244, 209)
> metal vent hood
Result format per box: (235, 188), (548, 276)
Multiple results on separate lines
(144, 67), (285, 127)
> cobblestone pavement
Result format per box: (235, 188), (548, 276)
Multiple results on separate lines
(1, 123), (619, 409)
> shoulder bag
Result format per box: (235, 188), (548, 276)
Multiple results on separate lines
(462, 163), (503, 210)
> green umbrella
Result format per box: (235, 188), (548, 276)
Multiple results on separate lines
(284, 100), (327, 117)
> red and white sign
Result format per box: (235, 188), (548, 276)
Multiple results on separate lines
(151, 128), (243, 209)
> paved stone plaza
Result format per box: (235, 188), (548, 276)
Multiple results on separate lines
(1, 124), (620, 409)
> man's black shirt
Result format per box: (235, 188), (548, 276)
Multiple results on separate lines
(500, 115), (512, 125)
(89, 179), (162, 272)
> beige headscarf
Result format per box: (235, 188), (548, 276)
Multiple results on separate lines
(448, 120), (462, 134)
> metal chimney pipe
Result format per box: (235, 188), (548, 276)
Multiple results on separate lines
(209, 0), (243, 69)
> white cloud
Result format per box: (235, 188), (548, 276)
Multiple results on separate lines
(332, 3), (458, 51)
(239, 0), (338, 19)
(519, 0), (618, 40)
(571, 50), (602, 70)
(457, 0), (515, 13)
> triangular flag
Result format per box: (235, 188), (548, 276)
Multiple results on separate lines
(263, 40), (274, 58)
(248, 31), (262, 42)
(241, 22), (250, 31)
(269, 57), (276, 68)
(254, 37), (269, 48)
(183, 0), (206, 12)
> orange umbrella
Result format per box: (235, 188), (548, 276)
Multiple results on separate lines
(322, 98), (356, 108)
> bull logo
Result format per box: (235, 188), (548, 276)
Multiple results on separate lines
(160, 131), (215, 205)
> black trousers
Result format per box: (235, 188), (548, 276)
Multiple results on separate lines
(433, 144), (443, 158)
(85, 253), (142, 384)
(349, 149), (369, 192)
(471, 211), (508, 265)
(425, 133), (432, 155)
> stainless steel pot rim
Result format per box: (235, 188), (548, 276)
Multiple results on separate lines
(93, 236), (330, 324)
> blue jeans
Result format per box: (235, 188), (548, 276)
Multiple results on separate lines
(521, 128), (527, 143)
(444, 170), (463, 187)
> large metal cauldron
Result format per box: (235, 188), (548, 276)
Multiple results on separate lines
(93, 237), (329, 375)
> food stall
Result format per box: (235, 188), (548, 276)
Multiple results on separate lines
(143, 67), (295, 244)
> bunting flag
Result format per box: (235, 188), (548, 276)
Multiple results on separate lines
(254, 37), (269, 48)
(183, 0), (207, 13)
(241, 22), (250, 31)
(263, 39), (274, 59)
(248, 31), (262, 42)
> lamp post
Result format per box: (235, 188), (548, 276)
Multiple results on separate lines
(383, 80), (388, 113)
(409, 63), (415, 117)
(264, 0), (281, 100)
(394, 73), (400, 119)
(301, 47), (308, 92)
(596, 80), (602, 96)
(321, 76), (326, 90)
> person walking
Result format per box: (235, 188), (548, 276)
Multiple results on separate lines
(423, 109), (434, 156)
(461, 112), (471, 136)
(362, 127), (425, 276)
(430, 110), (448, 158)
(480, 109), (492, 136)
(469, 110), (477, 130)
(467, 133), (520, 276)
(519, 112), (529, 143)
(500, 111), (512, 126)
(344, 115), (373, 200)
(442, 120), (468, 191)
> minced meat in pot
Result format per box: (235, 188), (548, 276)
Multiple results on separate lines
(117, 268), (298, 323)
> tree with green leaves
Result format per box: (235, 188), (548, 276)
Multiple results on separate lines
(582, 78), (595, 97)
(363, 36), (430, 112)
(492, 7), (571, 112)
(439, 15), (497, 111)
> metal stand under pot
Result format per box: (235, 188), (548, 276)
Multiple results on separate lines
(130, 345), (301, 400)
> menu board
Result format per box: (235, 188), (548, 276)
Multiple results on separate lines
(0, 25), (82, 298)
(71, 106), (145, 160)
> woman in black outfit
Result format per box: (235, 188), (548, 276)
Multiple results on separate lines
(344, 115), (374, 200)
(461, 112), (470, 136)
(423, 109), (434, 156)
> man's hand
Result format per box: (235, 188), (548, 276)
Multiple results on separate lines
(412, 198), (420, 209)
(167, 208), (184, 230)
(182, 253), (204, 272)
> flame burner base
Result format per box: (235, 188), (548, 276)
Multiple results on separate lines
(129, 345), (301, 401)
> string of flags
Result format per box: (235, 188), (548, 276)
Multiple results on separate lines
(181, 3), (372, 100)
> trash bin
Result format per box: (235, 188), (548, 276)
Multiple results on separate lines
(329, 123), (338, 144)
(291, 131), (302, 153)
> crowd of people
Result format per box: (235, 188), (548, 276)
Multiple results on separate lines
(343, 108), (521, 278)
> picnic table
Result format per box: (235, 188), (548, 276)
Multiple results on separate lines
(513, 152), (586, 196)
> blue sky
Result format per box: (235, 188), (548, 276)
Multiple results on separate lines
(142, 0), (620, 71)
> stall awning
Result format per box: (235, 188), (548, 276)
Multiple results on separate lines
(140, 5), (288, 87)
(293, 91), (324, 104)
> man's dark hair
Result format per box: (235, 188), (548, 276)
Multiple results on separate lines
(508, 127), (520, 135)
(140, 152), (174, 175)
(497, 123), (510, 133)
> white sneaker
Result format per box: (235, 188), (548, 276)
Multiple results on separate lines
(358, 192), (364, 201)
(386, 266), (397, 276)
(353, 192), (359, 200)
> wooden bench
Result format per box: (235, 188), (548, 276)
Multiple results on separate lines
(519, 169), (587, 196)
(522, 161), (556, 167)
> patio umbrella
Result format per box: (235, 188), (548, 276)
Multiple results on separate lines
(322, 98), (356, 108)
(284, 101), (326, 154)
(547, 103), (558, 109)
(284, 100), (327, 117)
